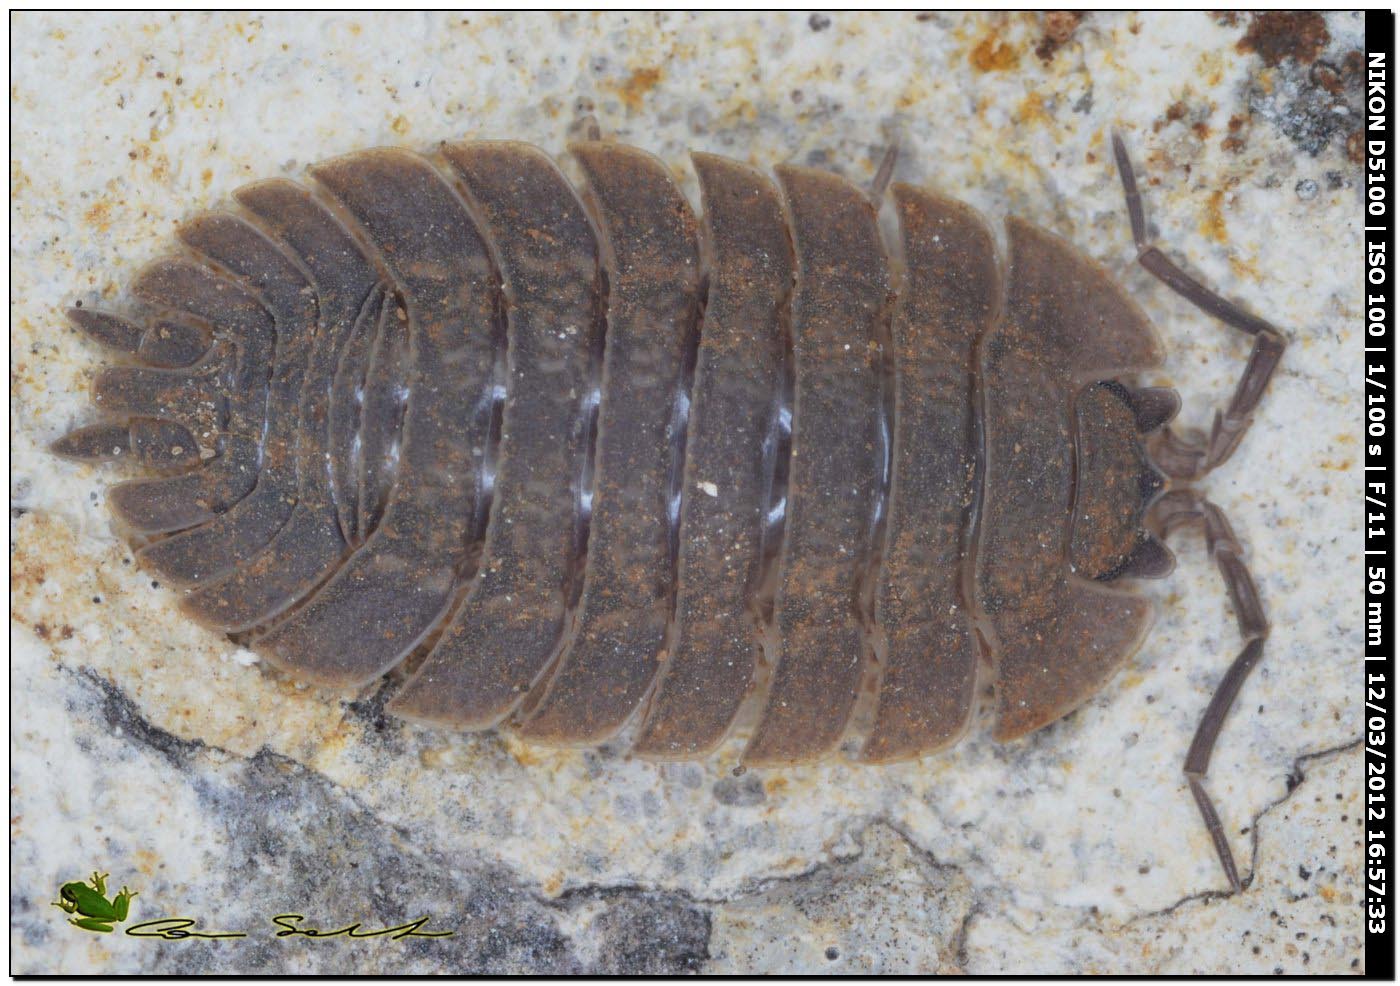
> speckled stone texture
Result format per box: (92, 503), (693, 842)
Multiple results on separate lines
(11, 11), (1364, 974)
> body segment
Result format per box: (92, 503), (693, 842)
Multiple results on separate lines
(513, 142), (704, 746)
(391, 141), (603, 730)
(742, 164), (889, 765)
(863, 186), (994, 763)
(633, 153), (793, 759)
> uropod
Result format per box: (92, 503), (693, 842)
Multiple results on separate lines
(53, 130), (1285, 891)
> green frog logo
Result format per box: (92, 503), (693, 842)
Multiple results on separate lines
(52, 872), (138, 933)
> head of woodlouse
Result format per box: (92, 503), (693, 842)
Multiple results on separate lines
(1068, 379), (1178, 583)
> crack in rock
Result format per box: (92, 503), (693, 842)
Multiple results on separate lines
(77, 665), (207, 768)
(1119, 737), (1363, 928)
(702, 819), (974, 973)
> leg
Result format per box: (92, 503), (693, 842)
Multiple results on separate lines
(1112, 134), (1287, 476)
(1152, 490), (1270, 892)
(869, 140), (899, 207)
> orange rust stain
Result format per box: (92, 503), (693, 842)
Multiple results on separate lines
(132, 848), (161, 876)
(896, 88), (922, 112)
(969, 35), (1020, 73)
(149, 153), (172, 185)
(502, 735), (547, 767)
(1230, 254), (1260, 282)
(1016, 91), (1052, 126)
(83, 201), (112, 231)
(1238, 11), (1329, 67)
(613, 66), (664, 111)
(1034, 11), (1084, 62)
(1199, 188), (1228, 244)
(1198, 51), (1226, 88)
(1221, 114), (1247, 154)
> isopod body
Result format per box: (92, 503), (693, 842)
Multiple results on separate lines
(55, 136), (1286, 887)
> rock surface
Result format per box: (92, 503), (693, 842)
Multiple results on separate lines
(12, 11), (1364, 974)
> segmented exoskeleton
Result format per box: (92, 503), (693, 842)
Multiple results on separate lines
(54, 134), (1285, 891)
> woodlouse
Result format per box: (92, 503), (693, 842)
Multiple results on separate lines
(54, 133), (1285, 891)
